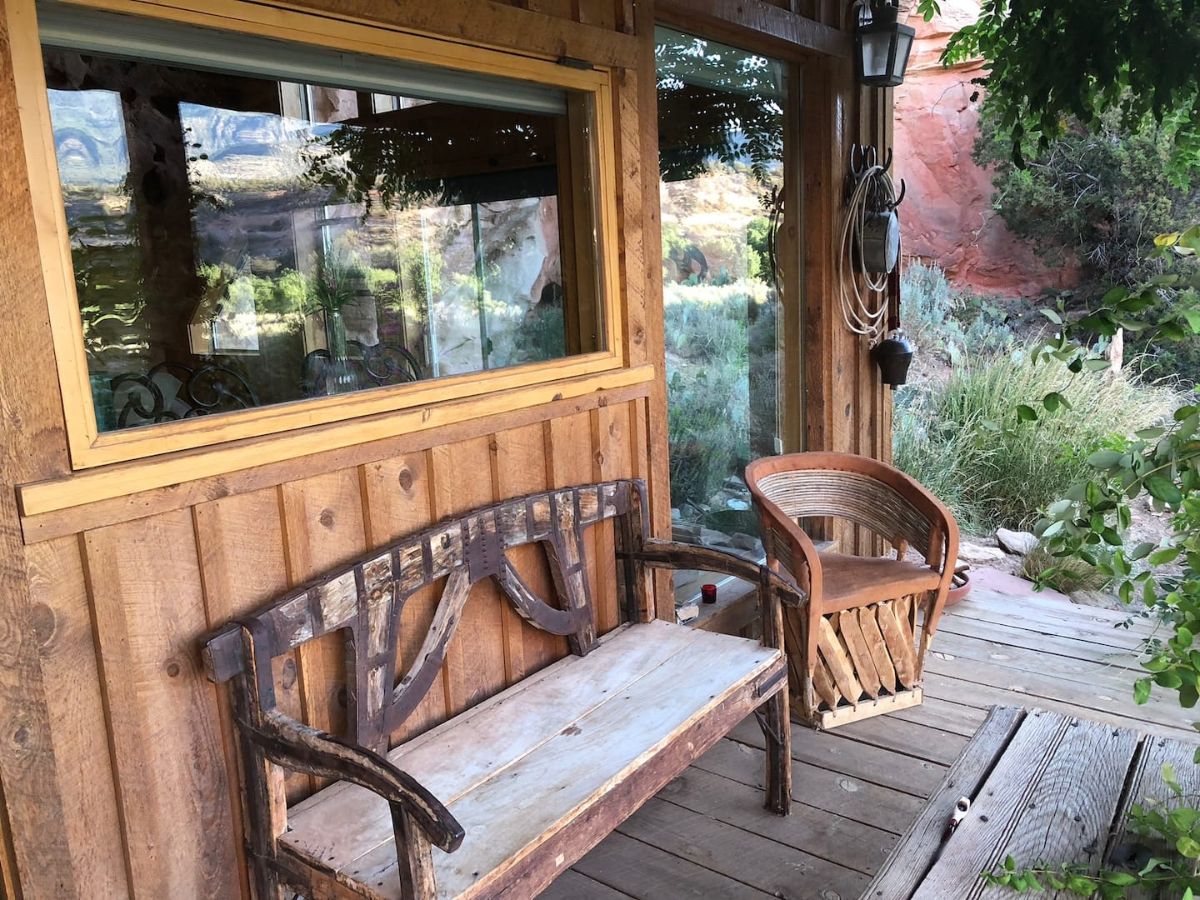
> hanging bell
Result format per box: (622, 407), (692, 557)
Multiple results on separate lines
(872, 331), (914, 388)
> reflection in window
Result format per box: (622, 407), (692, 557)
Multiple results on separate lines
(43, 22), (602, 433)
(656, 27), (787, 557)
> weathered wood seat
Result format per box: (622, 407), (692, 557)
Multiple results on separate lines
(201, 479), (799, 900)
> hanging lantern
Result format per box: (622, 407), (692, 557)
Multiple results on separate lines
(856, 0), (916, 88)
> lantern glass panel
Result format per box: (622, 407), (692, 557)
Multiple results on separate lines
(860, 30), (893, 79)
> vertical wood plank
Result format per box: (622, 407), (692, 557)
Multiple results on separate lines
(429, 438), (508, 714)
(546, 412), (607, 635)
(194, 487), (306, 811)
(25, 536), (129, 897)
(633, 0), (675, 623)
(361, 452), (448, 742)
(492, 423), (567, 678)
(280, 469), (367, 741)
(0, 2), (80, 894)
(83, 510), (239, 898)
(592, 403), (634, 631)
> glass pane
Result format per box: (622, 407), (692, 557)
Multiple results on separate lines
(656, 27), (786, 559)
(43, 25), (603, 433)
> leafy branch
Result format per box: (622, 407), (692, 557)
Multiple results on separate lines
(987, 226), (1200, 895)
(912, 0), (1200, 177)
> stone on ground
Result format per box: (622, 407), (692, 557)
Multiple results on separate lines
(996, 528), (1039, 556)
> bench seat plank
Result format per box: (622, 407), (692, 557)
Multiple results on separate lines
(281, 620), (782, 899)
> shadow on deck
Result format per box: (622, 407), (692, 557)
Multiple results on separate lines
(547, 581), (1189, 899)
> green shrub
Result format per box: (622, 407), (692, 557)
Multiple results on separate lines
(901, 261), (1013, 364)
(894, 350), (1175, 532)
(664, 282), (762, 509)
(1019, 545), (1108, 594)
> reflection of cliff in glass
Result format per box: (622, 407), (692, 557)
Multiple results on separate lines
(656, 27), (786, 554)
(44, 42), (600, 432)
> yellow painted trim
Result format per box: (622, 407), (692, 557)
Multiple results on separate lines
(15, 0), (627, 468)
(9, 0), (100, 464)
(81, 352), (621, 467)
(53, 0), (611, 90)
(18, 365), (656, 516)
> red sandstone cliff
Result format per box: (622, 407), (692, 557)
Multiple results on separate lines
(894, 0), (1077, 297)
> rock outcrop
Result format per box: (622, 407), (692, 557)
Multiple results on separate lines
(893, 1), (1079, 298)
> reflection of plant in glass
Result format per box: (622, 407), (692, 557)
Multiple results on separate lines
(301, 122), (437, 213)
(307, 256), (364, 316)
(656, 31), (784, 185)
(664, 283), (762, 509)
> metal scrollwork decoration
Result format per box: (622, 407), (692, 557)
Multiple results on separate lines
(112, 360), (259, 429)
(300, 340), (424, 397)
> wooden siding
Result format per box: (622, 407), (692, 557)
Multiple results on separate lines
(0, 0), (894, 896)
(18, 405), (647, 899)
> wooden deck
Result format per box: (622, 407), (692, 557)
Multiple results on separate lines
(544, 579), (1193, 900)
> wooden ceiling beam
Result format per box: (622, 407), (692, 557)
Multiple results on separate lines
(656, 0), (851, 60)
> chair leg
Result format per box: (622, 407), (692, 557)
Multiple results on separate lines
(759, 688), (792, 815)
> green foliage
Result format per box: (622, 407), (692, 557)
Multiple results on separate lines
(915, 0), (1200, 180)
(307, 255), (365, 316)
(975, 105), (1200, 289)
(988, 227), (1200, 895)
(900, 261), (1013, 363)
(893, 350), (1170, 532)
(656, 30), (784, 185)
(664, 283), (765, 509)
(1019, 545), (1107, 594)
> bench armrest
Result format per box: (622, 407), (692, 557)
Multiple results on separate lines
(240, 709), (465, 853)
(626, 539), (806, 607)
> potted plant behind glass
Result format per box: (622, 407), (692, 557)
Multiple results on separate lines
(308, 256), (366, 395)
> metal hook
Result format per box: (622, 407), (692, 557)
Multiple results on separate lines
(879, 147), (894, 175)
(850, 143), (867, 179)
(890, 178), (906, 209)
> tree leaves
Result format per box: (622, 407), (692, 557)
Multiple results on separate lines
(944, 0), (1200, 179)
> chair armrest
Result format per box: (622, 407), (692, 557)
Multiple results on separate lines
(625, 539), (807, 607)
(240, 709), (465, 853)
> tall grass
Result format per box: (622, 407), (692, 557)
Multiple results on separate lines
(894, 350), (1176, 532)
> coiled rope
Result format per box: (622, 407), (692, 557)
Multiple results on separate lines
(838, 163), (901, 344)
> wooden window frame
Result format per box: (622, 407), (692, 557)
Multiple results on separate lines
(9, 0), (629, 471)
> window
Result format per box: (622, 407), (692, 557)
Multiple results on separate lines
(655, 27), (790, 560)
(34, 3), (613, 455)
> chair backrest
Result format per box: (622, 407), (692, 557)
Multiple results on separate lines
(746, 452), (945, 558)
(202, 479), (649, 754)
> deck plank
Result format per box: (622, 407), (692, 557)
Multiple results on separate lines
(571, 831), (777, 899)
(562, 583), (1200, 897)
(865, 706), (1026, 900)
(616, 797), (870, 899)
(975, 718), (1140, 899)
(656, 764), (898, 875)
(904, 709), (1073, 899)
(691, 738), (927, 834)
(727, 717), (948, 797)
(832, 714), (970, 766)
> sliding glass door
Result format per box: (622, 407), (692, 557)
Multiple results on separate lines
(656, 27), (792, 561)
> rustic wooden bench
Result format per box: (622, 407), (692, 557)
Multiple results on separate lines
(867, 705), (1200, 898)
(201, 479), (800, 900)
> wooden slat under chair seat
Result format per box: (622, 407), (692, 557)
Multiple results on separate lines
(281, 621), (784, 899)
(866, 705), (1200, 899)
(796, 593), (930, 728)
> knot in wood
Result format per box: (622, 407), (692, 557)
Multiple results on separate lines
(29, 603), (57, 649)
(397, 468), (414, 491)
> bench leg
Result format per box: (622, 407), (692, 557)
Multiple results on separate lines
(760, 688), (792, 816)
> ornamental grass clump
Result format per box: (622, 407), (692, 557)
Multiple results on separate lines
(894, 350), (1174, 533)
